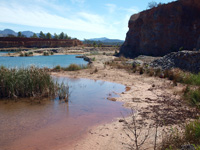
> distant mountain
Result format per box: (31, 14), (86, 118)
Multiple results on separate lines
(88, 37), (124, 43)
(21, 31), (35, 37)
(0, 29), (17, 36)
(0, 29), (35, 37)
(83, 37), (124, 46)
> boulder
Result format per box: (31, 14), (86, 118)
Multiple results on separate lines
(150, 50), (200, 73)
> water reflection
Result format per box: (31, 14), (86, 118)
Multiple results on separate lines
(0, 54), (87, 68)
(0, 77), (130, 150)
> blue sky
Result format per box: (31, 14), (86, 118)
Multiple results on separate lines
(0, 0), (175, 40)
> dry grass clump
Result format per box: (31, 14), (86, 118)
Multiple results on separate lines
(0, 66), (57, 99)
(52, 64), (88, 72)
(114, 56), (128, 61)
(65, 64), (82, 71)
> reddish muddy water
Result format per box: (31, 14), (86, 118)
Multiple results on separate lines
(0, 77), (130, 150)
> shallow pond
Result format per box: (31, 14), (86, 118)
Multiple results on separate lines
(0, 54), (87, 68)
(0, 77), (130, 150)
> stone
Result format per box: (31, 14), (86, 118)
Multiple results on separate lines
(120, 0), (200, 58)
(150, 50), (200, 73)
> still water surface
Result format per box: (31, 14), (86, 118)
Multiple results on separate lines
(0, 77), (130, 150)
(0, 54), (87, 68)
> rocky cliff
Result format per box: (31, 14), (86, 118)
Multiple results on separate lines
(120, 0), (200, 57)
(0, 37), (83, 48)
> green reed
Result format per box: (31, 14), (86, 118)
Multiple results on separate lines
(0, 66), (58, 99)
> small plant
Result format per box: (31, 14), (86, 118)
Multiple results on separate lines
(114, 50), (118, 55)
(53, 65), (61, 71)
(179, 46), (184, 51)
(139, 66), (144, 75)
(43, 51), (49, 56)
(50, 51), (54, 55)
(58, 83), (71, 102)
(65, 64), (81, 71)
(94, 67), (98, 73)
(148, 68), (155, 76)
(154, 68), (161, 77)
(92, 57), (96, 61)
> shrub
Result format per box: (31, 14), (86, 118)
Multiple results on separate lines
(147, 68), (155, 76)
(154, 68), (162, 77)
(139, 66), (144, 75)
(29, 52), (33, 55)
(50, 51), (54, 55)
(43, 51), (49, 56)
(65, 64), (81, 71)
(53, 65), (61, 71)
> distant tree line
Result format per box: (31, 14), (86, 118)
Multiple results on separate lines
(6, 31), (72, 40)
(83, 39), (123, 47)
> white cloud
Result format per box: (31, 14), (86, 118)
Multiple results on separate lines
(105, 4), (116, 13)
(78, 12), (105, 24)
(0, 2), (115, 35)
(70, 0), (85, 4)
(120, 7), (139, 15)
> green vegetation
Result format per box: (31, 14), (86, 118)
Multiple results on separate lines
(17, 31), (26, 38)
(53, 64), (88, 72)
(106, 57), (200, 109)
(46, 32), (52, 39)
(161, 120), (200, 149)
(0, 66), (58, 99)
(19, 51), (33, 57)
(43, 51), (54, 56)
(31, 33), (38, 38)
(18, 32), (22, 37)
(4, 30), (73, 40)
(39, 31), (46, 39)
(83, 39), (123, 46)
(183, 87), (200, 108)
(54, 33), (58, 39)
(43, 51), (50, 56)
(58, 83), (70, 102)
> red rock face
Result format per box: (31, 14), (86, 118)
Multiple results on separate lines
(0, 37), (83, 48)
(120, 0), (200, 57)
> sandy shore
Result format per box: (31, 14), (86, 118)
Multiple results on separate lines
(51, 55), (196, 150)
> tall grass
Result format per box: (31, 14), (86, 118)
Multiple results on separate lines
(0, 66), (57, 99)
(161, 119), (200, 149)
